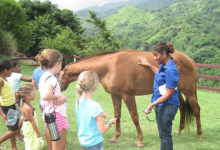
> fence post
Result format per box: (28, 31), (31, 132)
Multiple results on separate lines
(74, 55), (76, 62)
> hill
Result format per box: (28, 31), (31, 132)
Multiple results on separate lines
(77, 0), (149, 13)
(105, 0), (220, 64)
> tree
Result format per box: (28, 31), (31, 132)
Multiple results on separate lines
(40, 27), (85, 56)
(19, 0), (84, 34)
(0, 0), (31, 53)
(84, 11), (124, 55)
(18, 0), (84, 56)
(28, 15), (63, 56)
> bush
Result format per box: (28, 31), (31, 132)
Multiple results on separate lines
(0, 28), (17, 56)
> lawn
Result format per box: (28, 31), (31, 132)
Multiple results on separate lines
(0, 61), (220, 150)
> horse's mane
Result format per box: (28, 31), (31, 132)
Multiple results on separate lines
(81, 51), (119, 60)
(64, 50), (133, 67)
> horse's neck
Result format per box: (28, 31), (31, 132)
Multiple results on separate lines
(67, 59), (109, 79)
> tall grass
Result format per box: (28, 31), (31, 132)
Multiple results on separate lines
(0, 61), (220, 150)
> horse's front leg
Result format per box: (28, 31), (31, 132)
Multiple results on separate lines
(110, 94), (122, 143)
(122, 94), (144, 148)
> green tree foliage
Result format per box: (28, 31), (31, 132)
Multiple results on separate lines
(41, 27), (85, 56)
(41, 11), (124, 56)
(0, 0), (31, 53)
(28, 15), (63, 56)
(19, 0), (84, 34)
(19, 0), (84, 56)
(83, 11), (124, 55)
(18, 0), (56, 21)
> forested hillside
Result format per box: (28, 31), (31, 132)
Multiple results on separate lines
(105, 0), (220, 65)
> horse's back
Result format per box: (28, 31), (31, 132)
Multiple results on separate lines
(103, 50), (156, 95)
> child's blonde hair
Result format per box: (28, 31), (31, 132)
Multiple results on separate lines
(36, 49), (63, 69)
(76, 71), (99, 105)
(15, 84), (34, 105)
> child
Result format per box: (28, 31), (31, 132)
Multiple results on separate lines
(7, 59), (32, 92)
(75, 70), (117, 150)
(37, 49), (69, 150)
(7, 59), (32, 141)
(15, 84), (44, 150)
(32, 49), (55, 150)
(0, 59), (19, 150)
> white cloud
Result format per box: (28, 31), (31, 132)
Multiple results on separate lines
(40, 0), (128, 12)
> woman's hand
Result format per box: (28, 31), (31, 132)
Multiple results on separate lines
(137, 56), (150, 66)
(144, 103), (154, 114)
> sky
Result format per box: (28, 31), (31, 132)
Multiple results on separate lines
(40, 0), (128, 12)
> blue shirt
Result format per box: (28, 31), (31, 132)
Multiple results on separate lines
(75, 99), (104, 147)
(151, 58), (180, 106)
(33, 67), (57, 86)
(33, 67), (46, 86)
(7, 72), (22, 93)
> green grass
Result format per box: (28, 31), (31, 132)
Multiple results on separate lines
(1, 61), (220, 150)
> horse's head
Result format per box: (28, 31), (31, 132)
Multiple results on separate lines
(58, 64), (79, 91)
(58, 69), (68, 91)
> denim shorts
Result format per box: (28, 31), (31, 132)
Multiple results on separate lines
(81, 142), (104, 150)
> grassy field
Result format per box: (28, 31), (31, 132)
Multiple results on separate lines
(0, 61), (220, 150)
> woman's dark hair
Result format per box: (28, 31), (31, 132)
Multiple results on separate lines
(11, 59), (19, 67)
(153, 43), (175, 55)
(0, 59), (13, 72)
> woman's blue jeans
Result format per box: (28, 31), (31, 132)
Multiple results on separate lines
(81, 142), (104, 150)
(155, 104), (178, 150)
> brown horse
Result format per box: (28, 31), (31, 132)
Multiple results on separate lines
(58, 49), (202, 147)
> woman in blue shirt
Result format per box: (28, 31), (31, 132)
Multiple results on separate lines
(137, 43), (179, 150)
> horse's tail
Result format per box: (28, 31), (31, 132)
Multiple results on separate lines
(185, 86), (197, 131)
(185, 98), (194, 125)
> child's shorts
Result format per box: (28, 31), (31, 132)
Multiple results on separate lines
(45, 112), (69, 132)
(1, 104), (19, 131)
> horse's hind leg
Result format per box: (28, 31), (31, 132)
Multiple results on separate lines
(122, 94), (144, 148)
(177, 92), (186, 135)
(187, 95), (202, 140)
(184, 92), (202, 140)
(110, 94), (122, 143)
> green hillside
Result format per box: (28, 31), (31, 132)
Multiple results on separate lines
(106, 0), (220, 64)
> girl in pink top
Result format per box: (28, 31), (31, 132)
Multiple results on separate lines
(37, 49), (69, 150)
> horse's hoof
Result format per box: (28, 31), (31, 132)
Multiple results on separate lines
(176, 129), (182, 135)
(136, 145), (144, 149)
(196, 137), (202, 141)
(109, 140), (116, 143)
